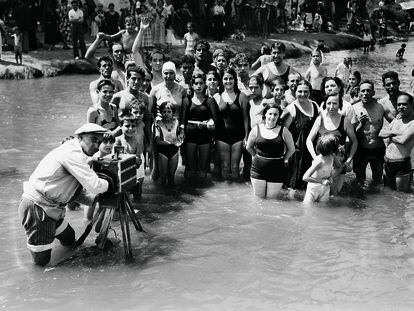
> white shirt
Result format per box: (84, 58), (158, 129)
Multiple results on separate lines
(23, 138), (108, 220)
(68, 8), (84, 23)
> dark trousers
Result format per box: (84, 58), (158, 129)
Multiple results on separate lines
(71, 23), (86, 58)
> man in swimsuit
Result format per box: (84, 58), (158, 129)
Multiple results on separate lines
(352, 80), (394, 186)
(379, 92), (414, 192)
(193, 40), (215, 74)
(253, 41), (298, 86)
(89, 56), (124, 105)
(378, 71), (402, 119)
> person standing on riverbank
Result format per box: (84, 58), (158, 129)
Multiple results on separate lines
(18, 123), (111, 266)
(379, 93), (414, 192)
(68, 0), (86, 59)
(11, 27), (23, 65)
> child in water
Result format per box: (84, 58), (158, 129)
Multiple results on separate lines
(303, 134), (339, 203)
(154, 101), (184, 185)
(115, 111), (145, 200)
(396, 43), (406, 60)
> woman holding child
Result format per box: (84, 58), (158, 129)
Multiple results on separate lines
(306, 94), (358, 194)
(182, 73), (219, 179)
(246, 103), (295, 198)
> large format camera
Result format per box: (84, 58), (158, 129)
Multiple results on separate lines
(92, 146), (137, 194)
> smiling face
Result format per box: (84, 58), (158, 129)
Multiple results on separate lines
(265, 107), (280, 127)
(222, 72), (235, 90)
(206, 73), (218, 93)
(99, 140), (114, 155)
(127, 71), (144, 92)
(383, 77), (400, 97)
(296, 84), (310, 102)
(396, 94), (412, 117)
(271, 48), (284, 65)
(162, 69), (175, 84)
(121, 119), (137, 137)
(288, 73), (300, 92)
(125, 20), (136, 33)
(97, 84), (115, 104)
(348, 74), (358, 88)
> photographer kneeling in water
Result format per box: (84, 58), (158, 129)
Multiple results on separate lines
(18, 123), (114, 266)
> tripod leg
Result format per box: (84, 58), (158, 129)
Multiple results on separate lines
(122, 195), (133, 259)
(125, 194), (145, 232)
(118, 195), (130, 259)
(74, 198), (103, 248)
(96, 206), (114, 249)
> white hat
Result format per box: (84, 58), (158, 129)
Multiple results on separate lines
(74, 123), (108, 135)
(162, 61), (176, 74)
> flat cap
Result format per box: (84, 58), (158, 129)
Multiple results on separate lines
(74, 123), (108, 135)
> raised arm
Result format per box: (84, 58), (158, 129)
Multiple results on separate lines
(250, 56), (262, 71)
(132, 17), (150, 68)
(101, 30), (123, 42)
(85, 33), (104, 68)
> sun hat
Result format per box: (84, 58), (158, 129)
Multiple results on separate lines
(74, 123), (108, 135)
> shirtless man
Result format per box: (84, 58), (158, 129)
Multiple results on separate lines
(193, 40), (215, 74)
(378, 71), (401, 118)
(284, 72), (301, 104)
(85, 18), (148, 89)
(379, 93), (414, 192)
(89, 56), (123, 105)
(352, 80), (394, 185)
(233, 53), (252, 97)
(253, 41), (298, 86)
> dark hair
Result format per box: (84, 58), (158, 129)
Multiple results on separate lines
(360, 79), (375, 91)
(181, 54), (196, 66)
(124, 15), (136, 25)
(270, 77), (287, 90)
(108, 3), (115, 8)
(97, 55), (113, 68)
(261, 44), (271, 55)
(350, 86), (360, 98)
(321, 76), (344, 98)
(219, 68), (240, 94)
(149, 49), (165, 62)
(398, 92), (414, 105)
(381, 71), (400, 85)
(97, 79), (115, 90)
(297, 79), (312, 94)
(271, 41), (286, 53)
(190, 73), (207, 96)
(322, 94), (343, 110)
(194, 40), (210, 52)
(350, 71), (361, 85)
(316, 134), (339, 156)
(206, 69), (222, 91)
(262, 103), (282, 122)
(159, 101), (176, 114)
(249, 74), (264, 88)
(118, 112), (136, 124)
(126, 66), (146, 79)
(102, 134), (116, 144)
(233, 53), (250, 66)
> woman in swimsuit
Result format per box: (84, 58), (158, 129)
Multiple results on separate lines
(285, 79), (319, 190)
(216, 68), (249, 180)
(321, 76), (354, 121)
(183, 73), (219, 179)
(306, 94), (357, 194)
(86, 79), (121, 136)
(246, 103), (295, 198)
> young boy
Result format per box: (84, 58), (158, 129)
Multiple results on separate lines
(303, 134), (339, 203)
(396, 43), (406, 60)
(183, 22), (199, 56)
(11, 26), (23, 64)
(95, 135), (115, 158)
(115, 111), (145, 200)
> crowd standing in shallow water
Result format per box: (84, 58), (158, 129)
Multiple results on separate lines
(17, 14), (414, 265)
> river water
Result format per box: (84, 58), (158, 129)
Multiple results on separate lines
(2, 41), (414, 310)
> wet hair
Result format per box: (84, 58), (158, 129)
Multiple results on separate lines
(97, 79), (115, 90)
(350, 86), (360, 98)
(102, 134), (116, 144)
(219, 68), (240, 94)
(316, 134), (339, 156)
(249, 74), (264, 88)
(97, 55), (113, 68)
(297, 79), (312, 94)
(381, 71), (400, 85)
(270, 77), (287, 90)
(126, 65), (146, 79)
(322, 94), (343, 110)
(181, 54), (196, 66)
(233, 53), (250, 66)
(271, 41), (286, 53)
(194, 40), (210, 52)
(321, 76), (344, 98)
(124, 15), (136, 25)
(159, 101), (176, 114)
(149, 49), (165, 62)
(397, 92), (414, 105)
(262, 103), (282, 122)
(360, 79), (375, 91)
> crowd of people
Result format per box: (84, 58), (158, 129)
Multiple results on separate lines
(16, 2), (414, 266)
